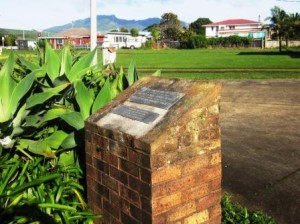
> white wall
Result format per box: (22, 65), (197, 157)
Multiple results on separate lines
(205, 27), (218, 37)
(265, 40), (300, 48)
(206, 24), (262, 38)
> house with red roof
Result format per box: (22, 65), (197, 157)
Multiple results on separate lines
(38, 28), (105, 49)
(203, 19), (265, 39)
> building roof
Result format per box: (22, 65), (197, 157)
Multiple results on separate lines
(55, 27), (90, 37)
(204, 19), (261, 27)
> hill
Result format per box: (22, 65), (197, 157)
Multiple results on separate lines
(44, 15), (161, 34)
(0, 28), (39, 41)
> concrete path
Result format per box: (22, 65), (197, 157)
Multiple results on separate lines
(220, 79), (300, 224)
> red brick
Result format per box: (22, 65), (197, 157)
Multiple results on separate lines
(101, 173), (119, 193)
(140, 167), (151, 183)
(130, 203), (152, 223)
(167, 202), (196, 222)
(85, 140), (92, 153)
(182, 183), (210, 203)
(207, 215), (221, 224)
(134, 139), (151, 154)
(120, 211), (139, 224)
(109, 139), (128, 158)
(119, 185), (141, 207)
(110, 165), (129, 186)
(86, 165), (96, 181)
(141, 196), (151, 211)
(102, 151), (118, 167)
(209, 204), (221, 218)
(128, 175), (151, 197)
(110, 190), (130, 217)
(86, 177), (96, 192)
(152, 165), (182, 184)
(97, 126), (113, 139)
(128, 149), (151, 169)
(210, 177), (221, 191)
(183, 209), (209, 224)
(95, 159), (109, 174)
(182, 155), (209, 175)
(205, 115), (219, 127)
(200, 165), (221, 182)
(153, 214), (167, 224)
(120, 158), (139, 177)
(93, 134), (109, 151)
(103, 199), (120, 220)
(85, 79), (222, 224)
(196, 190), (221, 211)
(112, 131), (134, 147)
(95, 182), (109, 200)
(210, 151), (221, 166)
(152, 192), (182, 215)
(153, 174), (198, 198)
(85, 152), (92, 165)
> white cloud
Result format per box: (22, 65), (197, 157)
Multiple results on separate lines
(0, 0), (298, 30)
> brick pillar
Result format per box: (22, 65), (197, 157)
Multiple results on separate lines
(85, 77), (222, 224)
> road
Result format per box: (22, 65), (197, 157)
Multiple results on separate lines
(220, 79), (300, 224)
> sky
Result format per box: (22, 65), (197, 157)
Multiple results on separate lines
(0, 0), (299, 31)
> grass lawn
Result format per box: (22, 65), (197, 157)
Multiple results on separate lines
(1, 47), (300, 79)
(114, 48), (300, 69)
(113, 48), (300, 79)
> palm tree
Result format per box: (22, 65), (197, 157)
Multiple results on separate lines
(266, 6), (289, 52)
(288, 13), (300, 40)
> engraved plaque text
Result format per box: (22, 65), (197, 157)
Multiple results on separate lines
(128, 87), (184, 109)
(112, 105), (159, 124)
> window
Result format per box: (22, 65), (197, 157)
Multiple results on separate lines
(211, 27), (214, 31)
(229, 26), (235, 30)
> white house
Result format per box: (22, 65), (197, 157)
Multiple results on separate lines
(102, 32), (151, 49)
(203, 19), (265, 39)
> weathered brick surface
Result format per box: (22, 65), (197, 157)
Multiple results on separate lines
(85, 78), (222, 223)
(184, 210), (209, 224)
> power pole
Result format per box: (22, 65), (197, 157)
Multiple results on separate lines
(90, 0), (97, 66)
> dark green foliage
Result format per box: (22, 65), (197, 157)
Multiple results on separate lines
(0, 43), (138, 223)
(130, 28), (139, 37)
(4, 34), (17, 46)
(181, 35), (253, 49)
(160, 12), (182, 40)
(0, 28), (39, 41)
(180, 35), (207, 49)
(222, 193), (276, 224)
(189, 18), (212, 35)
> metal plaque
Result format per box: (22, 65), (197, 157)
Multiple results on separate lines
(128, 87), (184, 109)
(112, 105), (159, 124)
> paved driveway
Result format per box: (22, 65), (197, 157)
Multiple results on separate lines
(220, 79), (300, 224)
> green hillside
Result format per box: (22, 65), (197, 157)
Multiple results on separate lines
(0, 28), (39, 41)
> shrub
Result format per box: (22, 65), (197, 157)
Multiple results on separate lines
(0, 43), (138, 223)
(222, 193), (276, 224)
(181, 35), (207, 49)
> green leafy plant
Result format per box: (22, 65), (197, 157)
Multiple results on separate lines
(0, 42), (138, 223)
(222, 193), (276, 224)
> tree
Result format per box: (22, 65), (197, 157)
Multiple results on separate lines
(288, 13), (300, 40)
(159, 12), (182, 40)
(130, 28), (139, 37)
(189, 18), (212, 35)
(179, 28), (195, 42)
(119, 27), (129, 33)
(266, 6), (289, 52)
(4, 34), (17, 46)
(150, 26), (160, 43)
